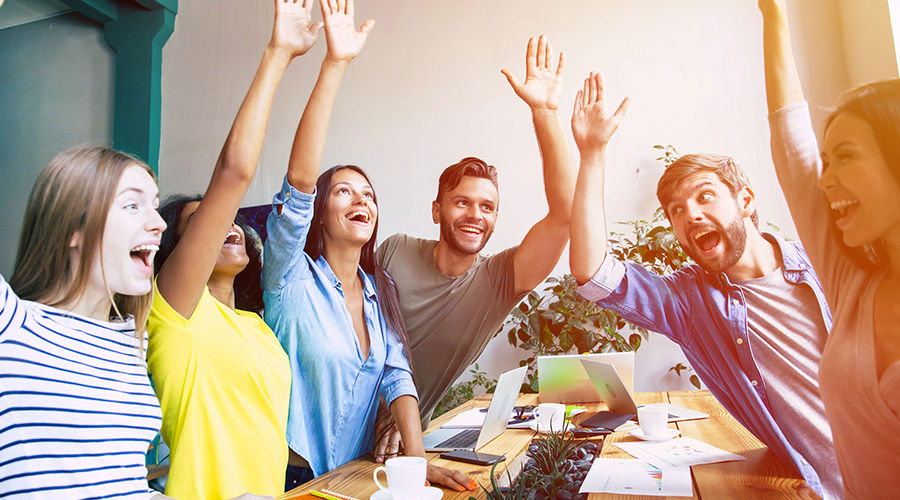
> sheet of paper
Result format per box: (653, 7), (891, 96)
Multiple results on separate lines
(615, 436), (746, 469)
(638, 402), (709, 422)
(442, 407), (587, 429)
(579, 458), (692, 497)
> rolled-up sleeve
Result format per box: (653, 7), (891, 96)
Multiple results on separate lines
(380, 331), (417, 406)
(262, 177), (316, 290)
(576, 253), (627, 302)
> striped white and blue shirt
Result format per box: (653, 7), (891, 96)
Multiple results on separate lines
(0, 274), (161, 499)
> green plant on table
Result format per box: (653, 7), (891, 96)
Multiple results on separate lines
(473, 426), (599, 500)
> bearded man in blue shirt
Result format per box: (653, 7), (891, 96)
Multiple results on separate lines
(567, 72), (841, 499)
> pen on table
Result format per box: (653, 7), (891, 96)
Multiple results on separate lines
(309, 491), (342, 500)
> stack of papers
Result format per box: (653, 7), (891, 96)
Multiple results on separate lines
(579, 437), (746, 497)
(579, 459), (692, 497)
(614, 436), (746, 468)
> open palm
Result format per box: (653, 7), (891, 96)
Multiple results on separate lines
(502, 35), (565, 111)
(321, 0), (374, 62)
(571, 72), (629, 151)
(270, 0), (321, 57)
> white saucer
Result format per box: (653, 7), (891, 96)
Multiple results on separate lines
(529, 420), (570, 434)
(628, 427), (681, 441)
(369, 486), (443, 500)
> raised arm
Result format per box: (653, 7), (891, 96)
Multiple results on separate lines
(157, 0), (320, 317)
(286, 0), (373, 193)
(569, 73), (630, 284)
(760, 0), (804, 112)
(501, 35), (578, 294)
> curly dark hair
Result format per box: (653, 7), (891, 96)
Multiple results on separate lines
(155, 194), (265, 315)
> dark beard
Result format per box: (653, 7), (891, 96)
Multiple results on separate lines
(684, 215), (747, 273)
(439, 217), (492, 256)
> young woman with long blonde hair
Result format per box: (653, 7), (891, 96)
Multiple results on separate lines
(1, 146), (166, 498)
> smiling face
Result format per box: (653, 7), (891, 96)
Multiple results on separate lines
(432, 175), (499, 255)
(83, 165), (166, 298)
(322, 168), (378, 247)
(665, 172), (751, 273)
(175, 200), (249, 277)
(820, 112), (900, 248)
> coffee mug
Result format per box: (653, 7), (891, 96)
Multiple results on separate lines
(535, 402), (566, 432)
(372, 456), (427, 500)
(637, 405), (668, 437)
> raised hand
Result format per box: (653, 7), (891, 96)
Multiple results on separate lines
(571, 72), (630, 154)
(320, 0), (374, 63)
(269, 0), (323, 58)
(501, 35), (566, 111)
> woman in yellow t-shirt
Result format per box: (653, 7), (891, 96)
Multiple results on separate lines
(147, 1), (324, 499)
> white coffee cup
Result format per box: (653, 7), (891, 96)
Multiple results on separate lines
(535, 402), (566, 432)
(637, 405), (668, 437)
(373, 456), (427, 500)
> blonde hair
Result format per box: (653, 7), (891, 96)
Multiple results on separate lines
(10, 147), (157, 352)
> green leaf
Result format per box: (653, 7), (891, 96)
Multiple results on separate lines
(559, 331), (574, 352)
(628, 333), (642, 349)
(539, 325), (554, 346)
(517, 328), (530, 343)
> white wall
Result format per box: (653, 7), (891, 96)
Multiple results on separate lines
(158, 0), (852, 391)
(839, 0), (898, 87)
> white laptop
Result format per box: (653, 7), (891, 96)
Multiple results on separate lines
(537, 352), (635, 403)
(422, 366), (526, 452)
(579, 360), (708, 430)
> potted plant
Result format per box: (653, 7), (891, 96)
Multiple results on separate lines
(501, 145), (701, 391)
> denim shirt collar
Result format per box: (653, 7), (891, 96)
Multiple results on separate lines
(706, 232), (809, 288)
(314, 254), (377, 300)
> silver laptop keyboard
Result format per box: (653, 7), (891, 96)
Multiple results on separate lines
(435, 429), (480, 449)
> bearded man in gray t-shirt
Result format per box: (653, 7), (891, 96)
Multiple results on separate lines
(372, 36), (576, 461)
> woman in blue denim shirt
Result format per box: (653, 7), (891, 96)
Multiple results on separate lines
(262, 0), (474, 493)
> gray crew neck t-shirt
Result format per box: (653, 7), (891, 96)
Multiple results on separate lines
(376, 234), (527, 419)
(737, 268), (841, 499)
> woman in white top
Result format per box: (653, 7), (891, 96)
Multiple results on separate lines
(759, 1), (900, 497)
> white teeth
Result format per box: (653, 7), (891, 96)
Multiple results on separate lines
(131, 244), (159, 252)
(830, 199), (859, 211)
(460, 226), (482, 234)
(693, 230), (712, 241)
(346, 210), (369, 223)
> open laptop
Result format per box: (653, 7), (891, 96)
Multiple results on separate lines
(578, 360), (708, 430)
(537, 352), (635, 403)
(423, 366), (526, 452)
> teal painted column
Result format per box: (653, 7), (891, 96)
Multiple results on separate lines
(60, 0), (177, 174)
(105, 5), (174, 174)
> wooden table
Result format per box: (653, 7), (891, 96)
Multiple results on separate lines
(282, 390), (820, 500)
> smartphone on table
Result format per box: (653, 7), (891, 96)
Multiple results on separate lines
(439, 450), (506, 466)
